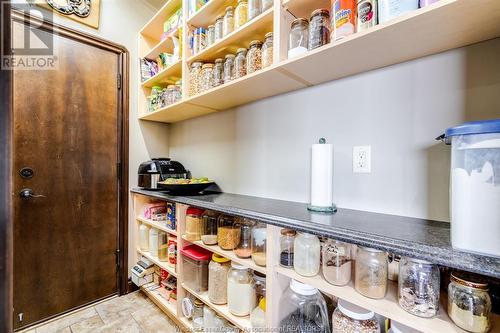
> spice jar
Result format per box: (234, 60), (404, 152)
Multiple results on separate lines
(309, 9), (330, 51)
(185, 207), (204, 241)
(294, 232), (321, 277)
(208, 254), (231, 304)
(398, 257), (440, 318)
(213, 58), (224, 87)
(223, 6), (235, 37)
(261, 32), (273, 68)
(355, 247), (388, 299)
(227, 262), (256, 316)
(215, 15), (224, 41)
(201, 210), (219, 245)
(235, 48), (247, 79)
(207, 25), (215, 46)
(288, 18), (309, 59)
(235, 0), (248, 29)
(332, 299), (380, 333)
(158, 231), (169, 261)
(233, 218), (254, 258)
(280, 229), (296, 268)
(322, 239), (352, 286)
(200, 63), (214, 92)
(223, 54), (235, 83)
(189, 61), (203, 96)
(253, 271), (266, 301)
(192, 299), (204, 331)
(247, 40), (262, 74)
(251, 222), (266, 266)
(261, 0), (272, 12)
(217, 214), (239, 250)
(448, 272), (491, 333)
(248, 0), (262, 20)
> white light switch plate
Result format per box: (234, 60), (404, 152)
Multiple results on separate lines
(353, 146), (371, 173)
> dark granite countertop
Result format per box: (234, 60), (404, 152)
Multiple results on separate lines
(131, 188), (500, 279)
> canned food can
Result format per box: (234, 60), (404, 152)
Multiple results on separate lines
(331, 0), (356, 41)
(356, 0), (378, 31)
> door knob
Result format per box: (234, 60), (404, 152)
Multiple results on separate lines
(19, 188), (45, 199)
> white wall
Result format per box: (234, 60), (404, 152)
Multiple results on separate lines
(168, 38), (500, 222)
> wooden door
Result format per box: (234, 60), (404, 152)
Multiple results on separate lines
(12, 13), (127, 330)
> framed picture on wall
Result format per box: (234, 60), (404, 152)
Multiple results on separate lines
(35, 0), (101, 29)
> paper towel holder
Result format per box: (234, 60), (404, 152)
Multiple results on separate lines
(307, 138), (337, 213)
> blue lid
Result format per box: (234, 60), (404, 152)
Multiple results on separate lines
(445, 119), (500, 138)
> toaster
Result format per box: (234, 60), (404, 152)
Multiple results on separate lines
(137, 158), (189, 190)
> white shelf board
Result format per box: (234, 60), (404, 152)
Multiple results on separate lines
(187, 0), (236, 27)
(136, 216), (177, 236)
(137, 248), (177, 277)
(141, 284), (177, 317)
(140, 0), (182, 41)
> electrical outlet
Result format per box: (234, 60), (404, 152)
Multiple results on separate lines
(353, 146), (371, 173)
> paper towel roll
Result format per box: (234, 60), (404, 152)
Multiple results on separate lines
(310, 140), (333, 208)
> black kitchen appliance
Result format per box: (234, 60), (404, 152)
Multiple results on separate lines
(137, 158), (189, 190)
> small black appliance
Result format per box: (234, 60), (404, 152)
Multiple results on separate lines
(137, 158), (189, 190)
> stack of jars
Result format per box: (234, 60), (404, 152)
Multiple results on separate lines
(139, 223), (177, 268)
(147, 81), (182, 112)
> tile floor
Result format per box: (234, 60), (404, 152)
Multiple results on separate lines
(20, 291), (180, 333)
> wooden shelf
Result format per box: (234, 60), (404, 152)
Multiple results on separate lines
(141, 60), (182, 88)
(137, 248), (177, 277)
(182, 283), (252, 331)
(187, 8), (274, 63)
(283, 0), (330, 19)
(140, 0), (182, 41)
(181, 236), (267, 275)
(187, 0), (236, 27)
(136, 216), (177, 236)
(276, 266), (500, 333)
(142, 37), (175, 61)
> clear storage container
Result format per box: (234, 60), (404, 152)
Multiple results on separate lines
(203, 305), (216, 332)
(332, 299), (380, 333)
(223, 6), (235, 36)
(201, 210), (219, 245)
(261, 32), (273, 68)
(235, 48), (247, 79)
(288, 18), (309, 59)
(280, 229), (296, 268)
(253, 271), (266, 301)
(322, 239), (351, 286)
(235, 0), (248, 29)
(248, 0), (261, 20)
(207, 25), (216, 46)
(139, 224), (150, 251)
(398, 257), (440, 318)
(181, 245), (212, 292)
(185, 207), (204, 241)
(218, 214), (239, 250)
(234, 218), (254, 258)
(294, 232), (321, 277)
(213, 58), (224, 87)
(355, 247), (388, 299)
(247, 40), (262, 74)
(158, 231), (169, 261)
(223, 54), (235, 83)
(250, 298), (266, 329)
(215, 16), (224, 41)
(309, 9), (330, 51)
(149, 228), (159, 257)
(279, 279), (330, 333)
(227, 262), (256, 316)
(192, 299), (204, 331)
(208, 254), (231, 304)
(251, 222), (266, 267)
(200, 63), (214, 92)
(189, 61), (203, 96)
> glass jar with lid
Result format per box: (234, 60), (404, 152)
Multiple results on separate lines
(293, 232), (321, 277)
(213, 58), (224, 87)
(189, 61), (203, 96)
(246, 40), (262, 74)
(279, 279), (330, 333)
(227, 262), (256, 316)
(309, 9), (330, 51)
(280, 229), (296, 268)
(398, 256), (440, 318)
(203, 305), (216, 332)
(253, 271), (266, 301)
(332, 299), (380, 333)
(234, 218), (254, 258)
(185, 207), (204, 241)
(214, 15), (224, 41)
(208, 254), (231, 304)
(223, 6), (234, 37)
(261, 32), (273, 68)
(201, 210), (219, 245)
(234, 0), (248, 29)
(288, 18), (309, 59)
(192, 299), (204, 331)
(217, 214), (240, 250)
(174, 80), (182, 102)
(251, 222), (266, 267)
(200, 63), (214, 92)
(158, 231), (169, 261)
(223, 54), (235, 83)
(448, 272), (491, 333)
(261, 0), (272, 12)
(235, 48), (247, 79)
(355, 247), (388, 299)
(248, 0), (261, 20)
(166, 85), (177, 105)
(322, 239), (352, 286)
(207, 25), (215, 47)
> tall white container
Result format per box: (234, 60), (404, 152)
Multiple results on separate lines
(149, 228), (159, 257)
(444, 120), (500, 257)
(139, 224), (150, 251)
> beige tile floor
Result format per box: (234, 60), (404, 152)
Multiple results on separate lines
(20, 291), (180, 333)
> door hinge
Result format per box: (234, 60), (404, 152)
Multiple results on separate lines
(117, 74), (122, 90)
(116, 162), (121, 180)
(115, 249), (120, 270)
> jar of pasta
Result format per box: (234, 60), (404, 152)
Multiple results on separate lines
(189, 61), (203, 96)
(223, 54), (235, 83)
(213, 58), (224, 87)
(215, 15), (224, 41)
(247, 40), (262, 74)
(235, 48), (247, 79)
(223, 6), (234, 37)
(200, 63), (214, 92)
(262, 32), (273, 68)
(235, 0), (248, 29)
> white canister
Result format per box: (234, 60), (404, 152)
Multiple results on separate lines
(149, 228), (159, 257)
(139, 224), (150, 251)
(378, 0), (418, 24)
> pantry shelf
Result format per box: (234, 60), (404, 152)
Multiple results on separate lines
(136, 216), (177, 236)
(181, 236), (267, 275)
(142, 37), (176, 61)
(141, 60), (182, 88)
(140, 0), (182, 41)
(282, 0), (330, 19)
(141, 283), (178, 317)
(187, 0), (236, 27)
(137, 248), (177, 277)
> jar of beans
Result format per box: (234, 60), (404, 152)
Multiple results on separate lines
(223, 6), (235, 37)
(215, 15), (224, 41)
(200, 63), (214, 92)
(262, 32), (273, 68)
(247, 40), (262, 74)
(207, 25), (216, 47)
(223, 54), (235, 83)
(235, 48), (247, 79)
(235, 0), (248, 29)
(189, 61), (203, 96)
(309, 9), (330, 51)
(213, 58), (224, 87)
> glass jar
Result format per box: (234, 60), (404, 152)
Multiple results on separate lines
(332, 299), (380, 333)
(322, 239), (351, 286)
(248, 0), (261, 20)
(215, 16), (224, 41)
(235, 48), (247, 79)
(253, 271), (266, 301)
(185, 207), (204, 241)
(227, 262), (256, 316)
(309, 9), (330, 51)
(448, 272), (491, 333)
(158, 231), (169, 261)
(192, 299), (204, 331)
(388, 253), (401, 282)
(166, 85), (177, 105)
(208, 254), (231, 304)
(247, 40), (262, 74)
(207, 25), (215, 47)
(398, 257), (440, 318)
(294, 232), (321, 277)
(223, 54), (235, 83)
(200, 63), (214, 92)
(288, 18), (309, 59)
(223, 6), (235, 37)
(279, 279), (330, 333)
(217, 214), (239, 250)
(280, 229), (296, 268)
(355, 247), (388, 299)
(250, 298), (266, 330)
(261, 32), (273, 68)
(193, 27), (206, 55)
(234, 218), (254, 258)
(139, 224), (150, 251)
(201, 210), (219, 245)
(213, 58), (224, 87)
(149, 228), (159, 257)
(189, 61), (203, 96)
(261, 0), (272, 11)
(174, 81), (182, 102)
(251, 222), (266, 267)
(235, 0), (248, 29)
(203, 305), (216, 332)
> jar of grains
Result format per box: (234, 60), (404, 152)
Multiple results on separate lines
(309, 9), (330, 51)
(261, 32), (273, 68)
(251, 222), (267, 267)
(207, 25), (215, 46)
(234, 218), (254, 258)
(227, 262), (256, 316)
(201, 210), (219, 245)
(355, 247), (388, 299)
(248, 0), (261, 20)
(185, 207), (204, 241)
(332, 299), (380, 333)
(398, 257), (440, 318)
(448, 272), (491, 333)
(235, 0), (248, 29)
(235, 48), (247, 79)
(214, 15), (224, 41)
(280, 229), (296, 268)
(322, 239), (352, 286)
(223, 54), (235, 83)
(288, 18), (309, 59)
(223, 6), (234, 37)
(189, 61), (203, 96)
(294, 232), (321, 277)
(217, 214), (240, 250)
(261, 0), (272, 11)
(208, 254), (231, 304)
(247, 40), (262, 74)
(200, 63), (214, 92)
(213, 58), (224, 87)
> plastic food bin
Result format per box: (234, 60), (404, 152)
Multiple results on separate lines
(181, 245), (212, 292)
(442, 119), (500, 257)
